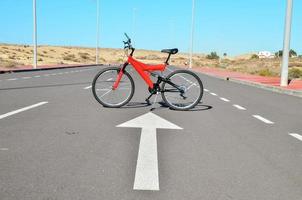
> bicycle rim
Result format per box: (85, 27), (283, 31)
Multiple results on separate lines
(162, 70), (203, 110)
(92, 68), (134, 107)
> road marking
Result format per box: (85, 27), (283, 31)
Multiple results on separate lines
(204, 89), (209, 92)
(0, 148), (9, 151)
(210, 92), (217, 96)
(289, 133), (302, 141)
(58, 73), (64, 75)
(7, 78), (18, 81)
(84, 86), (92, 89)
(233, 104), (247, 110)
(44, 74), (50, 77)
(253, 115), (274, 124)
(50, 73), (57, 76)
(117, 112), (182, 191)
(34, 75), (41, 78)
(0, 102), (48, 120)
(22, 77), (31, 79)
(220, 97), (230, 102)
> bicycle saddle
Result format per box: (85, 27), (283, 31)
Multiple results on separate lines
(161, 48), (178, 54)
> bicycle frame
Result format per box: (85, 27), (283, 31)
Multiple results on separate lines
(113, 55), (167, 90)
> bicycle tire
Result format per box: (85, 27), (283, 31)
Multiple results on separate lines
(92, 67), (135, 108)
(161, 69), (203, 110)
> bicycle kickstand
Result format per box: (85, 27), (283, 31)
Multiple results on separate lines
(145, 93), (153, 105)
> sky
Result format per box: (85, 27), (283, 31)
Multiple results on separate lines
(0, 0), (301, 56)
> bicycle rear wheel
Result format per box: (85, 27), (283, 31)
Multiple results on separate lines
(161, 70), (203, 110)
(92, 67), (134, 108)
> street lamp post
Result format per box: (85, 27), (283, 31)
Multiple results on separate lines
(96, 0), (100, 65)
(132, 8), (137, 46)
(189, 0), (196, 69)
(33, 0), (37, 69)
(280, 0), (293, 86)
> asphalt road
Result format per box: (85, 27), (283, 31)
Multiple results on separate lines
(0, 65), (302, 200)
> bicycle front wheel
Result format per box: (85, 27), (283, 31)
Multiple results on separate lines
(161, 70), (203, 110)
(92, 67), (135, 108)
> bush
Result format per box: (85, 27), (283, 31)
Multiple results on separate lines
(38, 58), (43, 61)
(275, 49), (297, 58)
(63, 54), (76, 61)
(78, 52), (90, 60)
(258, 68), (275, 77)
(206, 52), (219, 60)
(116, 58), (124, 62)
(8, 55), (15, 59)
(250, 54), (259, 59)
(0, 58), (18, 68)
(289, 68), (302, 79)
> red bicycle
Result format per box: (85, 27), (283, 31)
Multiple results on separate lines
(92, 33), (203, 110)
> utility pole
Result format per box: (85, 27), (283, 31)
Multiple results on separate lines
(96, 0), (100, 65)
(33, 0), (37, 69)
(132, 8), (137, 46)
(189, 0), (196, 69)
(280, 0), (293, 86)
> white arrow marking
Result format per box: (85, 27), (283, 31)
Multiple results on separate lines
(117, 112), (182, 191)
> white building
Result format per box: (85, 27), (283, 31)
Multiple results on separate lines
(258, 51), (275, 59)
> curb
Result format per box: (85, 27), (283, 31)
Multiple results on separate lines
(193, 70), (302, 98)
(228, 78), (302, 98)
(0, 64), (103, 74)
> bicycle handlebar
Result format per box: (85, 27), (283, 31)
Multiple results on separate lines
(123, 33), (133, 50)
(124, 33), (130, 41)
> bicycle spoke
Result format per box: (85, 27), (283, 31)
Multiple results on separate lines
(96, 88), (111, 92)
(186, 82), (199, 91)
(100, 89), (113, 97)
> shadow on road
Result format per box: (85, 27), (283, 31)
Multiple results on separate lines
(119, 101), (212, 112)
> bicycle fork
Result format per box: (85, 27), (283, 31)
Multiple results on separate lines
(112, 63), (128, 90)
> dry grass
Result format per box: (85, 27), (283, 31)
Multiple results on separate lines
(0, 43), (301, 78)
(0, 44), (196, 67)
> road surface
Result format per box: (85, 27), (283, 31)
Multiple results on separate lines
(0, 65), (301, 199)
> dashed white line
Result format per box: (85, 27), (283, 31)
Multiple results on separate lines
(204, 89), (209, 92)
(289, 133), (302, 141)
(210, 92), (217, 96)
(34, 75), (41, 78)
(44, 74), (50, 77)
(253, 115), (274, 124)
(0, 102), (48, 120)
(220, 97), (230, 102)
(22, 77), (31, 79)
(7, 78), (18, 81)
(233, 104), (247, 110)
(0, 148), (9, 151)
(84, 86), (92, 90)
